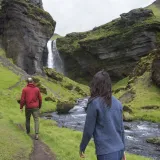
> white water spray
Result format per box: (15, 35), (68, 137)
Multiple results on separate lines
(47, 40), (64, 74)
(47, 40), (54, 68)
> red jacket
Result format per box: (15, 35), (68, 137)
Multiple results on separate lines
(20, 83), (42, 109)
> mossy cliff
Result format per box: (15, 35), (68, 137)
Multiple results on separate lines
(113, 49), (160, 122)
(57, 0), (160, 83)
(0, 0), (56, 75)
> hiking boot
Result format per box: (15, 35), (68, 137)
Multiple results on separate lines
(35, 134), (39, 140)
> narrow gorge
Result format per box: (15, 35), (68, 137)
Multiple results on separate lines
(0, 0), (160, 160)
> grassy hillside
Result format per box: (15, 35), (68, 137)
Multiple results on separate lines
(0, 64), (32, 160)
(113, 50), (160, 122)
(0, 48), (152, 160)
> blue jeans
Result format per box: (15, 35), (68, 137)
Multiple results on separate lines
(97, 150), (124, 160)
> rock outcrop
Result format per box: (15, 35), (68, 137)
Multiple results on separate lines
(29, 0), (43, 9)
(152, 51), (160, 87)
(0, 0), (56, 75)
(57, 3), (160, 83)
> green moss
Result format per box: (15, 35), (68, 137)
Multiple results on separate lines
(0, 48), (14, 64)
(14, 0), (29, 8)
(146, 137), (160, 145)
(12, 0), (55, 29)
(0, 48), (5, 56)
(147, 4), (160, 18)
(131, 53), (155, 77)
(0, 65), (20, 89)
(51, 34), (62, 40)
(114, 52), (160, 122)
(112, 77), (129, 91)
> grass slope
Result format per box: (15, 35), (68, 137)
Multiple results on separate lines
(113, 51), (160, 122)
(0, 49), (151, 160)
(0, 65), (32, 160)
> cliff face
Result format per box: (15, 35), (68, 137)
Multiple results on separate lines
(0, 0), (56, 74)
(29, 0), (43, 9)
(57, 2), (160, 82)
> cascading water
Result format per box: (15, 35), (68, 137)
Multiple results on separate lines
(47, 40), (54, 68)
(47, 40), (64, 74)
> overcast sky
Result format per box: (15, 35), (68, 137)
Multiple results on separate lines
(43, 0), (155, 36)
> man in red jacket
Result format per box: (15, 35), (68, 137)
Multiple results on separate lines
(20, 77), (42, 140)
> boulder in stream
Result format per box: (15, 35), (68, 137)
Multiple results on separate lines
(146, 137), (160, 145)
(56, 101), (75, 114)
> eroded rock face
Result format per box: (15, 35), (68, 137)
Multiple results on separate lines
(120, 8), (153, 26)
(57, 7), (160, 82)
(152, 58), (160, 87)
(29, 0), (43, 8)
(0, 0), (56, 75)
(153, 0), (160, 6)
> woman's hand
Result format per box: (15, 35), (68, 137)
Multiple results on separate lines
(79, 150), (85, 158)
(122, 152), (126, 160)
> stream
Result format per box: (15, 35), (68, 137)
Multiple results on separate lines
(43, 98), (160, 160)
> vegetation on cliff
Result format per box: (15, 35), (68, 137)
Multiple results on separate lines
(51, 33), (62, 40)
(0, 0), (56, 75)
(113, 49), (160, 122)
(57, 1), (160, 83)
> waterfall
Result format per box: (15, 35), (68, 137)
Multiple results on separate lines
(47, 40), (64, 74)
(47, 40), (53, 68)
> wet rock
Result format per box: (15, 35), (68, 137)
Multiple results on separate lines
(29, 0), (43, 9)
(56, 101), (75, 114)
(123, 105), (133, 113)
(45, 114), (53, 119)
(123, 112), (133, 122)
(36, 83), (47, 94)
(119, 90), (135, 104)
(17, 99), (20, 104)
(152, 58), (160, 87)
(124, 125), (131, 130)
(0, 0), (56, 75)
(44, 68), (63, 82)
(146, 137), (160, 145)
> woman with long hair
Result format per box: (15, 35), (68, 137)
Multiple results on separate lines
(79, 70), (126, 160)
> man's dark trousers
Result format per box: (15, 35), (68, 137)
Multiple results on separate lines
(25, 108), (39, 134)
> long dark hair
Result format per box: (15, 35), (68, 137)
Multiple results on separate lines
(90, 70), (112, 106)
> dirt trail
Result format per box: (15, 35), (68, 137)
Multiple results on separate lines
(30, 135), (56, 160)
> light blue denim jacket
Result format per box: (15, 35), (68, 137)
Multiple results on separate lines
(80, 96), (125, 155)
